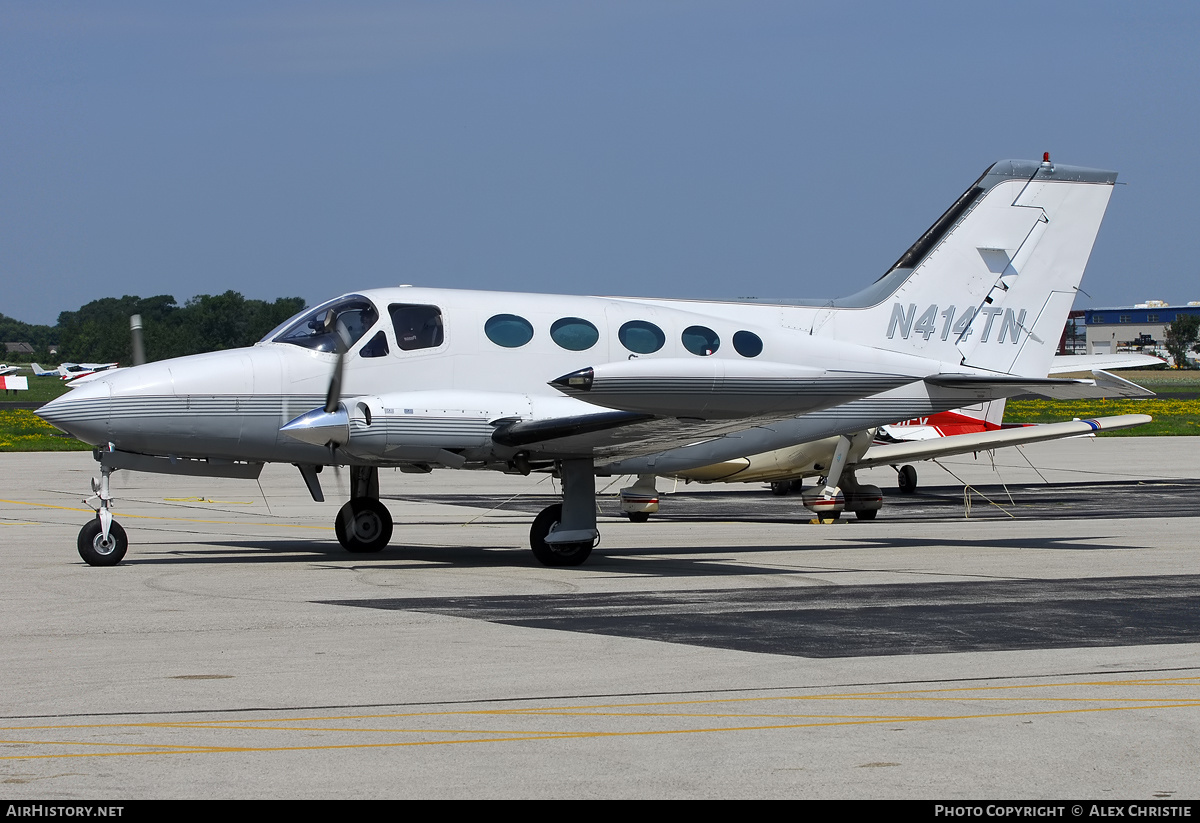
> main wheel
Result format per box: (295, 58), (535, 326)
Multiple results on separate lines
(897, 464), (918, 494)
(335, 499), (393, 553)
(855, 508), (878, 520)
(626, 511), (650, 523)
(78, 519), (128, 567)
(530, 504), (593, 567)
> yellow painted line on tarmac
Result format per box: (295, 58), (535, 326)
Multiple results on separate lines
(0, 498), (96, 514)
(1, 675), (1197, 762)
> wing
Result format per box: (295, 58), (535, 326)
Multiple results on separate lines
(492, 409), (812, 461)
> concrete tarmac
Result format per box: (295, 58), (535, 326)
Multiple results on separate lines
(1, 438), (1199, 799)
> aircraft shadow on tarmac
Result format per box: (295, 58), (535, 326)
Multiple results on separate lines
(111, 530), (1145, 579)
(321, 574), (1200, 659)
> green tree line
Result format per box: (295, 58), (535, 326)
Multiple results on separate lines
(2, 292), (306, 364)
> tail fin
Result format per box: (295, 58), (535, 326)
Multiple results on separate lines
(813, 158), (1116, 377)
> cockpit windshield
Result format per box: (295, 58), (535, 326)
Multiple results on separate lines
(269, 295), (380, 353)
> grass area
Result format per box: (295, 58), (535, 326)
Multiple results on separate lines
(1000, 370), (1200, 436)
(5, 375), (73, 403)
(1004, 398), (1199, 435)
(0, 376), (88, 450)
(0, 410), (92, 451)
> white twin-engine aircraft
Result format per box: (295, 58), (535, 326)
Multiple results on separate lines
(40, 156), (1128, 567)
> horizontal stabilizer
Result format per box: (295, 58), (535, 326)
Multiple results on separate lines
(856, 414), (1152, 469)
(924, 369), (1154, 400)
(1049, 353), (1164, 373)
(1028, 369), (1155, 399)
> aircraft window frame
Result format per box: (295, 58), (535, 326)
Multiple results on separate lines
(549, 317), (600, 352)
(732, 330), (763, 358)
(618, 320), (665, 355)
(389, 304), (445, 351)
(271, 296), (380, 353)
(681, 325), (720, 357)
(484, 314), (535, 349)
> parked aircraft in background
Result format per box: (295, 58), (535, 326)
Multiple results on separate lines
(29, 362), (120, 380)
(618, 406), (1151, 522)
(39, 156), (1125, 567)
(57, 362), (120, 380)
(617, 353), (1160, 520)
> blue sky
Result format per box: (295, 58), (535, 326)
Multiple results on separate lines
(3, 1), (1198, 326)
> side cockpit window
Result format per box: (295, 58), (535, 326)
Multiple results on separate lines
(359, 330), (390, 358)
(390, 304), (444, 351)
(272, 296), (379, 353)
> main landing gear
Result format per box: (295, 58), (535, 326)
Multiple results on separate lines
(617, 474), (660, 523)
(529, 458), (598, 566)
(336, 498), (393, 552)
(333, 466), (393, 553)
(896, 464), (918, 494)
(297, 463), (395, 554)
(799, 436), (882, 522)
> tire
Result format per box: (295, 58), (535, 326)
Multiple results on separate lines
(626, 511), (650, 523)
(855, 508), (878, 520)
(77, 519), (128, 567)
(335, 499), (393, 553)
(530, 504), (593, 567)
(770, 482), (791, 496)
(898, 464), (918, 494)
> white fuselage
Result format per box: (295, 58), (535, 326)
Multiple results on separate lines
(39, 285), (976, 472)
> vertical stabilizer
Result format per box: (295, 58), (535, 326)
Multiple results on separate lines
(815, 158), (1116, 378)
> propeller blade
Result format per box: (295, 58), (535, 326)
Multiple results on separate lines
(324, 344), (345, 414)
(323, 312), (352, 414)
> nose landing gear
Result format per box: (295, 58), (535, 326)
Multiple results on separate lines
(78, 460), (127, 566)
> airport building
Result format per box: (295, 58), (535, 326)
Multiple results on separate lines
(1080, 300), (1200, 361)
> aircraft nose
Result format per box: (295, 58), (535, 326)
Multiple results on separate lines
(36, 376), (113, 445)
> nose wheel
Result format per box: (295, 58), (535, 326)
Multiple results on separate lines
(335, 498), (394, 553)
(77, 459), (128, 566)
(78, 519), (128, 566)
